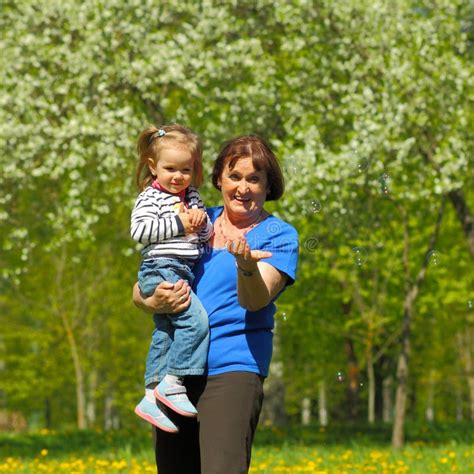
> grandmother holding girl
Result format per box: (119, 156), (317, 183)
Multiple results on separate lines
(132, 128), (299, 474)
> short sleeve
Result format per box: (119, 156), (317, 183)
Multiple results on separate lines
(248, 217), (299, 286)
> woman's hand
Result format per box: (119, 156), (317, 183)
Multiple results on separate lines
(226, 237), (285, 311)
(226, 237), (272, 271)
(132, 280), (191, 314)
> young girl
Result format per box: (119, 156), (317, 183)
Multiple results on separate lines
(131, 124), (212, 433)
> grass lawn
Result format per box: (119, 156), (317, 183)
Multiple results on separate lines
(0, 422), (472, 473)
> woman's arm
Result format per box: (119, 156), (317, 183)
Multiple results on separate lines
(237, 261), (288, 311)
(132, 280), (191, 314)
(228, 238), (288, 312)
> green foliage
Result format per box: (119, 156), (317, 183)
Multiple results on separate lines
(0, 0), (472, 430)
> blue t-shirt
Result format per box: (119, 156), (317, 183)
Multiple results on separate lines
(193, 206), (299, 377)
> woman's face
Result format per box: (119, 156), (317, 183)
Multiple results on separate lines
(218, 157), (268, 221)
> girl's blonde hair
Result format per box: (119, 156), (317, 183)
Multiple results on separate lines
(135, 124), (203, 191)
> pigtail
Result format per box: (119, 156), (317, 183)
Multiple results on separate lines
(135, 126), (159, 191)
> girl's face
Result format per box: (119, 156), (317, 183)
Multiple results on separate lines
(148, 145), (194, 194)
(217, 156), (268, 222)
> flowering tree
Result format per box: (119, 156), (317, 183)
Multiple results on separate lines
(1, 0), (472, 439)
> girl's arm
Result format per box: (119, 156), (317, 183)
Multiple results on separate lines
(131, 193), (184, 244)
(132, 280), (191, 314)
(196, 214), (213, 243)
(227, 238), (288, 312)
(186, 188), (214, 243)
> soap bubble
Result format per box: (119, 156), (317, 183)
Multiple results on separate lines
(427, 250), (441, 266)
(284, 159), (299, 175)
(352, 247), (368, 266)
(379, 173), (390, 195)
(355, 157), (369, 174)
(307, 199), (321, 214)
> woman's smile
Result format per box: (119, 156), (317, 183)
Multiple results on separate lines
(219, 157), (268, 223)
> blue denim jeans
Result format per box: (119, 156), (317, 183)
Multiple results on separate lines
(138, 258), (209, 386)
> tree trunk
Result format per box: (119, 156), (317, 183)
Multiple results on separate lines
(456, 385), (464, 422)
(342, 300), (360, 420)
(425, 372), (435, 422)
(345, 337), (360, 420)
(392, 326), (410, 448)
(112, 414), (121, 430)
(301, 397), (311, 426)
(382, 375), (393, 423)
(367, 354), (375, 424)
(318, 380), (328, 427)
(392, 200), (445, 448)
(468, 376), (474, 422)
(51, 249), (87, 430)
(44, 398), (52, 429)
(448, 189), (474, 262)
(457, 329), (474, 421)
(104, 394), (114, 430)
(421, 146), (473, 261)
(60, 311), (86, 429)
(259, 325), (288, 427)
(59, 327), (85, 429)
(86, 369), (98, 427)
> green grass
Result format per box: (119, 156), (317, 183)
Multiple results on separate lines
(0, 422), (472, 473)
(254, 420), (474, 446)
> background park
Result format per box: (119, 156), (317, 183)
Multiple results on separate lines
(1, 0), (473, 472)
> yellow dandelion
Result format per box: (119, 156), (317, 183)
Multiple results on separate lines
(342, 450), (353, 461)
(40, 449), (48, 456)
(370, 450), (384, 461)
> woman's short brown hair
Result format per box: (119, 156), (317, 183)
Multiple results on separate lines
(211, 135), (284, 201)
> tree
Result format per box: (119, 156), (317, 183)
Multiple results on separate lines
(1, 0), (472, 434)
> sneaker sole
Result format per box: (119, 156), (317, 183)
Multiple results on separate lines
(134, 406), (179, 433)
(154, 389), (198, 418)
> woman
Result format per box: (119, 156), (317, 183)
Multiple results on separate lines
(133, 135), (299, 474)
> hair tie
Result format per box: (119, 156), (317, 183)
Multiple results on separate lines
(149, 128), (166, 144)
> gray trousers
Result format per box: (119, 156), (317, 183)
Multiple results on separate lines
(153, 371), (264, 474)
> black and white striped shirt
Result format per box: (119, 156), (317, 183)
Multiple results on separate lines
(131, 186), (213, 261)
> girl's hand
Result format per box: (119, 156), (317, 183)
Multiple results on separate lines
(132, 280), (191, 314)
(187, 208), (207, 227)
(226, 237), (272, 271)
(178, 204), (204, 234)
